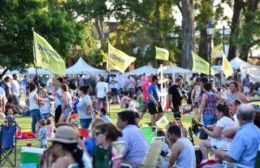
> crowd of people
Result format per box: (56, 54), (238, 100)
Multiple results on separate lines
(0, 72), (259, 168)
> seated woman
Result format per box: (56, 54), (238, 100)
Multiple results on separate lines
(199, 103), (235, 159)
(83, 118), (105, 158)
(42, 123), (92, 168)
(93, 123), (122, 168)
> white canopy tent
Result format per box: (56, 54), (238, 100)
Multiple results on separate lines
(241, 66), (260, 83)
(125, 66), (157, 76)
(26, 67), (51, 75)
(230, 57), (252, 70)
(163, 66), (191, 74)
(66, 57), (105, 75)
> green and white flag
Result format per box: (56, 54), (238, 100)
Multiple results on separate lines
(33, 31), (66, 76)
(155, 47), (169, 61)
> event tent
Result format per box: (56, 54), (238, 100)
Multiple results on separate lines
(26, 67), (51, 75)
(164, 66), (191, 74)
(230, 57), (252, 70)
(66, 57), (105, 75)
(125, 66), (157, 76)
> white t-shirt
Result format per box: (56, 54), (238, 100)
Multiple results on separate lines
(40, 98), (50, 114)
(29, 91), (39, 110)
(11, 80), (20, 97)
(211, 116), (235, 149)
(96, 82), (108, 98)
(0, 87), (6, 98)
(54, 87), (62, 108)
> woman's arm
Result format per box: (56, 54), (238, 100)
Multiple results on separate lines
(198, 94), (207, 122)
(203, 126), (223, 138)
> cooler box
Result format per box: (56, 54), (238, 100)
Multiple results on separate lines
(20, 147), (45, 168)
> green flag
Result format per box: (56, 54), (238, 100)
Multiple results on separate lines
(192, 52), (215, 75)
(107, 43), (136, 73)
(222, 55), (233, 77)
(155, 46), (169, 61)
(33, 31), (66, 76)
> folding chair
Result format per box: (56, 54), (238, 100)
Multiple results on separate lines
(0, 124), (17, 167)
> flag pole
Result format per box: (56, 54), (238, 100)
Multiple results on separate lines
(32, 28), (39, 86)
(107, 40), (111, 117)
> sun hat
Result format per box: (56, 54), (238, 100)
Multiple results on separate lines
(49, 125), (78, 144)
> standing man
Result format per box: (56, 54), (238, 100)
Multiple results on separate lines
(147, 75), (163, 126)
(168, 77), (183, 119)
(11, 74), (20, 105)
(167, 125), (196, 168)
(96, 76), (108, 111)
(54, 77), (64, 124)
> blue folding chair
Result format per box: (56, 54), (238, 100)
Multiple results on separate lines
(0, 124), (17, 167)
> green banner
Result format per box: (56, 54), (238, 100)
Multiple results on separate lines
(33, 31), (66, 76)
(107, 43), (136, 73)
(155, 46), (169, 61)
(192, 52), (215, 75)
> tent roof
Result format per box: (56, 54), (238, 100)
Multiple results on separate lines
(125, 66), (157, 76)
(27, 68), (50, 75)
(230, 57), (252, 69)
(66, 57), (105, 74)
(164, 66), (191, 74)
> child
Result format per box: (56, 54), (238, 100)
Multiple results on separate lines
(99, 108), (112, 123)
(39, 89), (50, 119)
(4, 106), (20, 128)
(120, 92), (129, 109)
(45, 117), (54, 138)
(128, 95), (140, 113)
(156, 130), (170, 168)
(38, 119), (48, 148)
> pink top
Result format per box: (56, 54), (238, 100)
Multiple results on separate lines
(142, 79), (150, 103)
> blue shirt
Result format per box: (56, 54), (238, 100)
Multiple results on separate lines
(227, 123), (260, 167)
(147, 83), (159, 104)
(120, 125), (148, 165)
(83, 137), (96, 157)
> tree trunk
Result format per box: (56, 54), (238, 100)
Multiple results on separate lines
(181, 0), (195, 69)
(239, 0), (259, 60)
(199, 29), (209, 61)
(198, 0), (214, 61)
(228, 0), (245, 60)
(95, 17), (104, 40)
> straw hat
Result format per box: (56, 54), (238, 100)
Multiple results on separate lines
(49, 125), (78, 144)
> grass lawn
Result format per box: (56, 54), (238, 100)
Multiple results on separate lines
(1, 104), (192, 168)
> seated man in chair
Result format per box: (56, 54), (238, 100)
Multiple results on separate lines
(214, 104), (260, 167)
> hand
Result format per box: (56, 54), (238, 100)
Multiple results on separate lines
(154, 101), (159, 107)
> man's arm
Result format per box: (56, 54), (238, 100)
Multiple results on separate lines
(214, 149), (236, 163)
(169, 142), (182, 167)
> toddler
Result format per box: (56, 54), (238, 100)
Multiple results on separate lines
(45, 117), (54, 138)
(38, 119), (48, 148)
(100, 108), (112, 123)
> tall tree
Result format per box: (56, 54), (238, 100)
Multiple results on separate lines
(239, 0), (260, 60)
(228, 0), (245, 60)
(0, 0), (96, 70)
(180, 0), (195, 69)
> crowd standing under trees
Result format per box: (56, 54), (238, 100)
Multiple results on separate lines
(0, 71), (259, 168)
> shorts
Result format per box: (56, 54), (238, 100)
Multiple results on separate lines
(111, 88), (117, 95)
(147, 103), (163, 115)
(80, 118), (92, 129)
(63, 107), (72, 118)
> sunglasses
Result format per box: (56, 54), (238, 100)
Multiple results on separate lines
(95, 131), (102, 136)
